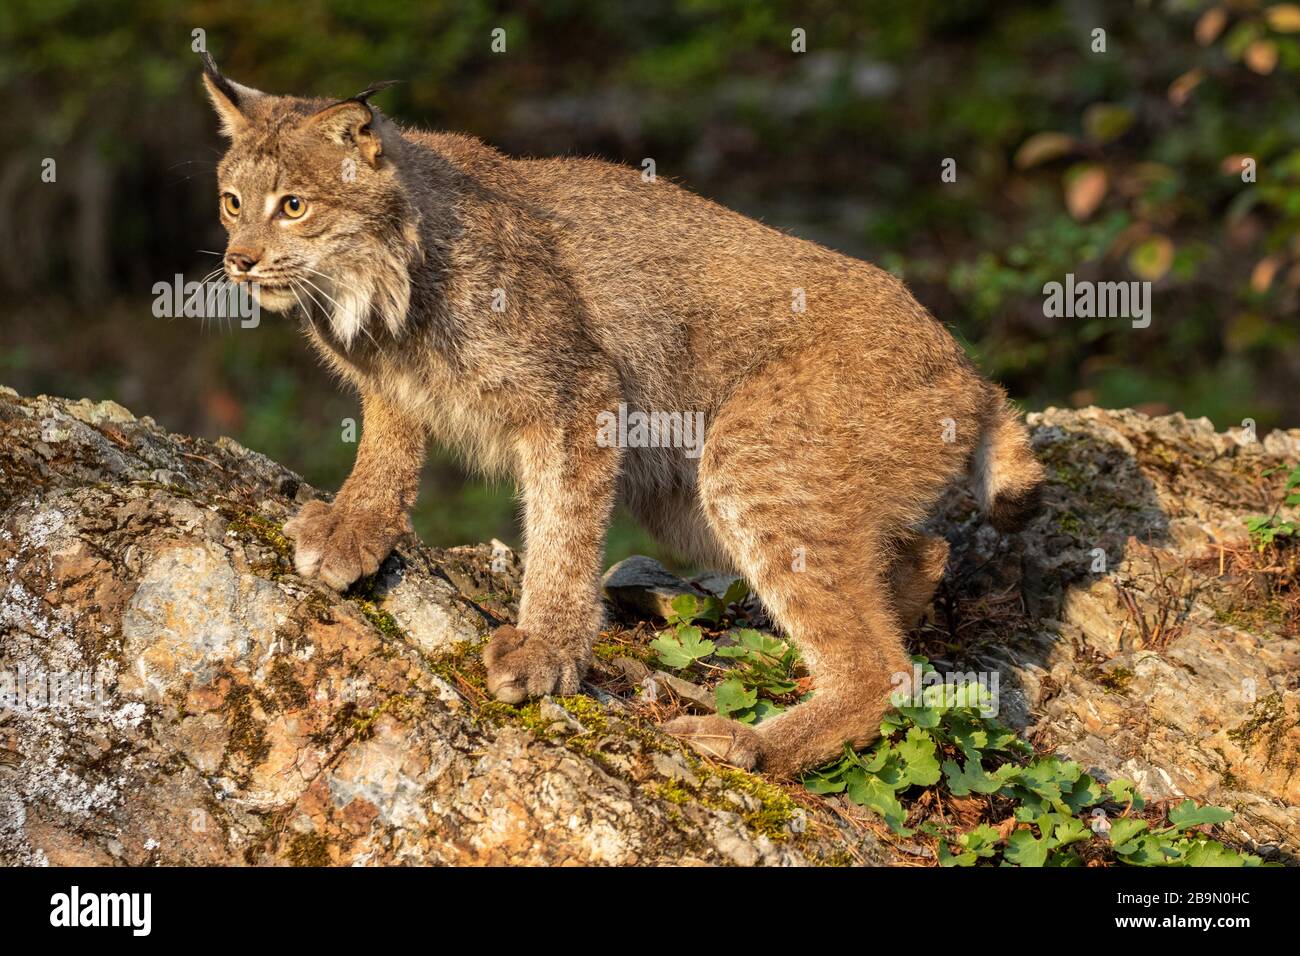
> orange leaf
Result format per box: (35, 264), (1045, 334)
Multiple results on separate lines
(1251, 255), (1281, 292)
(1168, 68), (1204, 107)
(1266, 4), (1300, 32)
(1196, 6), (1229, 45)
(1014, 132), (1078, 169)
(1246, 40), (1279, 74)
(1064, 164), (1108, 220)
(1220, 153), (1251, 175)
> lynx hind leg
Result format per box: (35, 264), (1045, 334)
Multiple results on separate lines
(665, 349), (975, 778)
(889, 532), (949, 630)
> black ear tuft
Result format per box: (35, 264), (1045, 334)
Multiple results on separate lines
(200, 51), (244, 110)
(351, 80), (401, 105)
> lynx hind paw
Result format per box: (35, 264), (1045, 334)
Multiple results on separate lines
(663, 714), (763, 771)
(483, 625), (584, 704)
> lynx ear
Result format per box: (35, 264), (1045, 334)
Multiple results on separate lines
(201, 52), (265, 137)
(307, 82), (399, 167)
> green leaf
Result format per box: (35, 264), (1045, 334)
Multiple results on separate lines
(1115, 833), (1182, 866)
(879, 711), (907, 738)
(897, 703), (943, 729)
(961, 824), (1002, 856)
(1167, 799), (1234, 830)
(938, 842), (976, 867)
(845, 769), (912, 834)
(1108, 817), (1149, 849)
(720, 578), (749, 608)
(1014, 759), (1068, 803)
(750, 699), (784, 722)
(1049, 815), (1092, 848)
(897, 727), (942, 786)
(943, 714), (989, 759)
(803, 776), (845, 796)
(943, 757), (1004, 796)
(1005, 828), (1050, 867)
(667, 593), (699, 625)
(1062, 773), (1105, 812)
(737, 628), (788, 659)
(1182, 840), (1258, 867)
(854, 740), (894, 774)
(714, 677), (757, 719)
(1106, 778), (1147, 811)
(696, 595), (724, 625)
(649, 625), (714, 669)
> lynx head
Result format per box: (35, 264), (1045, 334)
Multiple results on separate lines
(202, 53), (420, 348)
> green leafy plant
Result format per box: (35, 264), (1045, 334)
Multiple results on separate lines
(714, 628), (800, 723)
(650, 585), (801, 723)
(1246, 463), (1300, 550)
(803, 659), (1269, 867)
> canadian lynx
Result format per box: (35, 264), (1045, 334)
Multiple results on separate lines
(204, 56), (1043, 777)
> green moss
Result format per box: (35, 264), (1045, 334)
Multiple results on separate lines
(350, 694), (414, 739)
(707, 765), (800, 839)
(226, 511), (292, 558)
(1057, 511), (1084, 536)
(1095, 665), (1134, 694)
(1227, 693), (1286, 748)
(285, 831), (331, 867)
(472, 696), (611, 739)
(475, 698), (549, 733)
(593, 640), (655, 665)
(221, 683), (270, 776)
(268, 657), (310, 710)
(1213, 600), (1286, 632)
(427, 640), (488, 692)
(552, 694), (610, 733)
(453, 645), (801, 843)
(301, 589), (335, 623)
(350, 596), (403, 640)
(652, 779), (695, 806)
(649, 753), (802, 841)
(1040, 439), (1088, 492)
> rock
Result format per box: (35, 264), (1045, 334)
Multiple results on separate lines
(611, 656), (652, 683)
(538, 697), (586, 734)
(2, 388), (1298, 864)
(649, 671), (717, 713)
(0, 388), (883, 866)
(925, 406), (1300, 858)
(602, 555), (698, 619)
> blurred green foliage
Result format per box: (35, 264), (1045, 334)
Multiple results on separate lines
(1, 0), (1296, 565)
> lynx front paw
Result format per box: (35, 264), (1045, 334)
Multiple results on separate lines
(483, 625), (585, 704)
(663, 714), (764, 771)
(282, 499), (403, 591)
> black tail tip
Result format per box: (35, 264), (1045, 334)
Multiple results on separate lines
(989, 483), (1043, 533)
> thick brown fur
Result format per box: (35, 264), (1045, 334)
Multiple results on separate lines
(204, 60), (1044, 778)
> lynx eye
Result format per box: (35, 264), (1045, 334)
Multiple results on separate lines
(221, 193), (240, 217)
(280, 195), (307, 219)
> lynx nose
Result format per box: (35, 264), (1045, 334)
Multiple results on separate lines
(225, 247), (262, 275)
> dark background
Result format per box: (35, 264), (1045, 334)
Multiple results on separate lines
(2, 0), (1297, 564)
